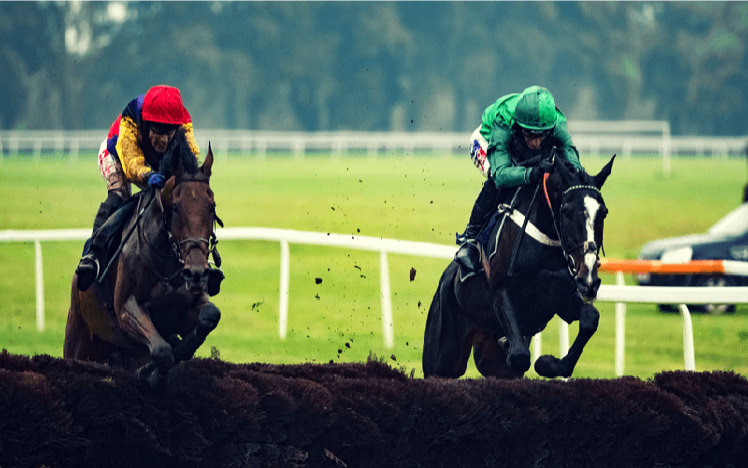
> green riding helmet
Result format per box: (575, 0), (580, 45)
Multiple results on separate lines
(515, 85), (558, 132)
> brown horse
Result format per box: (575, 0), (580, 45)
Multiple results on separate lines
(65, 140), (222, 388)
(423, 155), (615, 379)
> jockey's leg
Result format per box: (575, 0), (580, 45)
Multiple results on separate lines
(455, 178), (499, 277)
(76, 142), (131, 291)
(75, 191), (125, 291)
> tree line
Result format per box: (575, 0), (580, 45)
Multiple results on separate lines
(2, 2), (747, 136)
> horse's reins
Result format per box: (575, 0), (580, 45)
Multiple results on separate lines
(506, 181), (542, 277)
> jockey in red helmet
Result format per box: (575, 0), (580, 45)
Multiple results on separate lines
(455, 86), (584, 277)
(75, 85), (201, 291)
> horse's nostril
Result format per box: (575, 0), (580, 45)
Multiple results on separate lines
(183, 267), (210, 286)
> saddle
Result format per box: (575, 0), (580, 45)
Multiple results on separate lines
(476, 188), (514, 253)
(93, 193), (141, 274)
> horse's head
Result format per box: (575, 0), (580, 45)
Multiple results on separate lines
(545, 154), (615, 300)
(160, 145), (218, 295)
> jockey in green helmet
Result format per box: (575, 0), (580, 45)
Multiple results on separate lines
(456, 85), (583, 278)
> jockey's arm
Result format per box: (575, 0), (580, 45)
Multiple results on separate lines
(116, 119), (201, 188)
(182, 122), (201, 161)
(487, 124), (532, 189)
(551, 117), (583, 171)
(116, 116), (151, 189)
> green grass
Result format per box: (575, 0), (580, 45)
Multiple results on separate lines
(1, 152), (748, 380)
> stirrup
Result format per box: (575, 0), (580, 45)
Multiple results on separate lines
(455, 223), (483, 246)
(75, 254), (100, 291)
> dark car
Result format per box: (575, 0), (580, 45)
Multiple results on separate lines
(636, 202), (748, 314)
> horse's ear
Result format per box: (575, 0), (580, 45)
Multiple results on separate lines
(161, 176), (177, 202)
(594, 154), (616, 189)
(201, 143), (213, 179)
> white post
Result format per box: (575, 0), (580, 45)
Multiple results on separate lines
(662, 121), (672, 177)
(558, 319), (569, 358)
(367, 141), (377, 159)
(532, 333), (542, 366)
(615, 271), (626, 376)
(678, 304), (696, 371)
(380, 250), (394, 348)
(279, 239), (290, 340)
(257, 140), (267, 161)
(35, 240), (45, 332)
(33, 141), (42, 162)
(70, 139), (79, 162)
(294, 140), (305, 161)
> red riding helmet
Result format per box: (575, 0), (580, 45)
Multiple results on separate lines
(142, 85), (191, 125)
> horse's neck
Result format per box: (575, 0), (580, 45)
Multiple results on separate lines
(517, 188), (558, 240)
(137, 196), (173, 259)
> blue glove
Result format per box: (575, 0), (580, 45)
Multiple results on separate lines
(147, 172), (166, 189)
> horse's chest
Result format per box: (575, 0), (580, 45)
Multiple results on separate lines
(507, 270), (577, 334)
(147, 285), (199, 318)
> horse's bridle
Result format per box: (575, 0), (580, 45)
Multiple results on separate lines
(544, 175), (604, 278)
(141, 180), (222, 285)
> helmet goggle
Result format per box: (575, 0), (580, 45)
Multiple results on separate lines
(521, 128), (552, 139)
(148, 122), (180, 136)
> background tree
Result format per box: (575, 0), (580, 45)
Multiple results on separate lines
(1, 1), (747, 136)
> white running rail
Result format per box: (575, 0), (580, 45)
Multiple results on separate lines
(3, 227), (748, 375)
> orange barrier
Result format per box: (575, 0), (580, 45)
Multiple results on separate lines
(599, 259), (726, 275)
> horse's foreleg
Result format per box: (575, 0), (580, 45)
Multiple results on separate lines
(173, 302), (221, 362)
(492, 290), (531, 373)
(120, 296), (174, 382)
(535, 302), (599, 378)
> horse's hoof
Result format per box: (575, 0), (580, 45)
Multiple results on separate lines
(197, 303), (221, 336)
(508, 349), (531, 373)
(143, 366), (167, 390)
(152, 343), (175, 369)
(534, 354), (563, 378)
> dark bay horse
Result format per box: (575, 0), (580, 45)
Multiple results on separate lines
(65, 136), (222, 388)
(423, 154), (615, 379)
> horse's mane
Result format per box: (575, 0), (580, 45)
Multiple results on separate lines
(159, 128), (199, 179)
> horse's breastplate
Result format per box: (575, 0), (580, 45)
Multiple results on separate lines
(499, 206), (560, 247)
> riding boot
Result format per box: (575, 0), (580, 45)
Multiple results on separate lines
(454, 179), (499, 276)
(75, 191), (124, 291)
